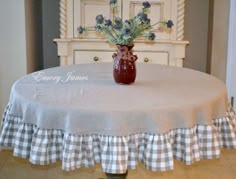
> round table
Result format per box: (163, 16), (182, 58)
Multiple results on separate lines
(0, 63), (235, 175)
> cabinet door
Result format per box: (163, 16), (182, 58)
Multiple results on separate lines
(74, 0), (122, 38)
(122, 0), (172, 40)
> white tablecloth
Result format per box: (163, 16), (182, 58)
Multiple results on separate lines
(0, 63), (235, 174)
(7, 63), (228, 135)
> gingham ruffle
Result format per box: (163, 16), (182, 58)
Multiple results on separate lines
(0, 105), (236, 174)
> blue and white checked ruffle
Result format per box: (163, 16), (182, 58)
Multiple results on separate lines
(0, 105), (236, 174)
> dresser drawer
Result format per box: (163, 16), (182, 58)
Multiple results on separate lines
(74, 50), (169, 65)
(135, 51), (169, 65)
(74, 50), (114, 64)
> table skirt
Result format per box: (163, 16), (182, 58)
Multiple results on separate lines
(0, 104), (236, 174)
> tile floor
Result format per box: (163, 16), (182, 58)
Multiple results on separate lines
(0, 149), (235, 179)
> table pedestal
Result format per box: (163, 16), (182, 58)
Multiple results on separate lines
(105, 171), (128, 179)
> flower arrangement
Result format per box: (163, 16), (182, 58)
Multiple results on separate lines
(77, 0), (174, 46)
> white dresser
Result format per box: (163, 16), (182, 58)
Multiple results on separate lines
(54, 0), (189, 66)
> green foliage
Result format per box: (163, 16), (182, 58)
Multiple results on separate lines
(77, 1), (174, 46)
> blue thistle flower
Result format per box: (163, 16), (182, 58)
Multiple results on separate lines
(105, 19), (112, 26)
(77, 26), (85, 34)
(143, 1), (151, 9)
(166, 20), (174, 28)
(148, 32), (156, 40)
(95, 25), (102, 32)
(96, 14), (104, 24)
(115, 17), (122, 24)
(124, 20), (131, 24)
(137, 12), (148, 23)
(123, 20), (131, 28)
(113, 23), (122, 30)
(123, 28), (131, 36)
(114, 17), (122, 29)
(110, 0), (117, 5)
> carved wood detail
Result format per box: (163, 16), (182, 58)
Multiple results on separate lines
(60, 0), (67, 38)
(176, 0), (185, 40)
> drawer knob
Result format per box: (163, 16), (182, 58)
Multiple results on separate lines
(93, 56), (99, 62)
(144, 58), (149, 63)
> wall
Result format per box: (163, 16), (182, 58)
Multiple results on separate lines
(42, 0), (60, 68)
(25, 0), (43, 73)
(209, 0), (230, 82)
(184, 0), (210, 72)
(184, 0), (230, 82)
(0, 0), (60, 118)
(226, 0), (236, 110)
(0, 0), (27, 117)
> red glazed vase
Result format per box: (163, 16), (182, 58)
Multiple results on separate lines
(112, 45), (138, 84)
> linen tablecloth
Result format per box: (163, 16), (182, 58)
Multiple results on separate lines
(0, 63), (235, 174)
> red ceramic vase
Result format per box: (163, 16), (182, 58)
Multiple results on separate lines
(112, 45), (138, 84)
